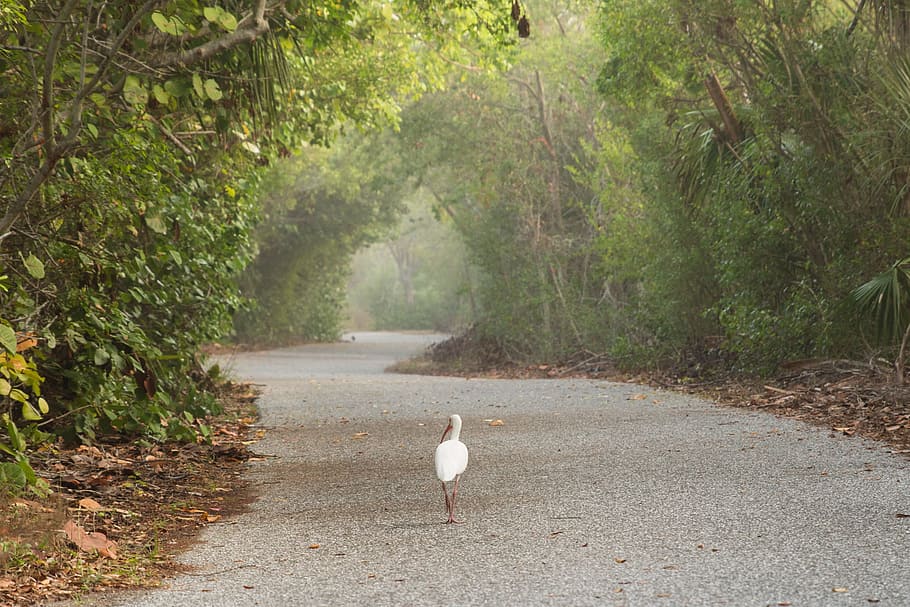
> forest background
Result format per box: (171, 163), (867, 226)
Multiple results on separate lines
(2, 0), (910, 494)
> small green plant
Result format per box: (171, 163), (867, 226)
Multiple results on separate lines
(851, 257), (910, 384)
(0, 272), (51, 496)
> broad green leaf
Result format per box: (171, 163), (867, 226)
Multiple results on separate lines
(204, 78), (223, 101)
(9, 388), (27, 404)
(0, 324), (15, 353)
(45, 333), (56, 350)
(164, 78), (193, 98)
(151, 11), (172, 33)
(94, 347), (111, 366)
(203, 7), (222, 22)
(123, 75), (148, 106)
(0, 378), (10, 396)
(37, 397), (49, 415)
(85, 122), (99, 139)
(0, 462), (27, 487)
(145, 215), (168, 234)
(192, 73), (205, 99)
(151, 11), (184, 36)
(23, 253), (44, 279)
(4, 413), (25, 452)
(21, 401), (41, 421)
(152, 84), (170, 104)
(218, 11), (238, 31)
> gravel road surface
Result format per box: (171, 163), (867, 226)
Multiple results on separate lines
(101, 332), (909, 606)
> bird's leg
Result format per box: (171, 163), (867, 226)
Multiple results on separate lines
(446, 475), (464, 524)
(440, 481), (451, 516)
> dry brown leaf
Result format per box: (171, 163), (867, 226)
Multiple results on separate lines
(16, 336), (38, 352)
(832, 587), (849, 593)
(489, 419), (505, 426)
(78, 497), (103, 511)
(62, 520), (118, 559)
(352, 432), (369, 439)
(630, 393), (648, 400)
(308, 543), (320, 549)
(613, 557), (627, 563)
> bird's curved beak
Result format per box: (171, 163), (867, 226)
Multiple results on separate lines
(439, 423), (452, 444)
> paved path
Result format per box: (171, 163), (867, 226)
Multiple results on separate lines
(102, 332), (909, 606)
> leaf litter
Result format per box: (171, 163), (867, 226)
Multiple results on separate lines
(0, 380), (261, 607)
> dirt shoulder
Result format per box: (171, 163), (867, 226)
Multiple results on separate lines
(0, 381), (262, 607)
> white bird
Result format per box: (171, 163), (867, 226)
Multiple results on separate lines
(435, 414), (469, 524)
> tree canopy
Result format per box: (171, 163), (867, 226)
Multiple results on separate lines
(5, 0), (910, 496)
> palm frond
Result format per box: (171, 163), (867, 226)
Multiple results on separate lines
(851, 257), (910, 341)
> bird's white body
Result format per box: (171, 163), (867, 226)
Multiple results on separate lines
(434, 414), (468, 523)
(435, 435), (468, 482)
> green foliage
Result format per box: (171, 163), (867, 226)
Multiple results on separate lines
(851, 258), (910, 343)
(382, 2), (611, 362)
(233, 132), (410, 344)
(0, 0), (515, 495)
(347, 197), (475, 332)
(580, 0), (910, 373)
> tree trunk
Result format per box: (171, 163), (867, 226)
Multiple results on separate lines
(704, 71), (743, 145)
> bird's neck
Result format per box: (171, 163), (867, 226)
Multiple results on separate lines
(449, 419), (461, 442)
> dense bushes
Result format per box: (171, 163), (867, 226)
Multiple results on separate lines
(369, 0), (910, 376)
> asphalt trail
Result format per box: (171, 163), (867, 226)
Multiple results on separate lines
(99, 332), (910, 606)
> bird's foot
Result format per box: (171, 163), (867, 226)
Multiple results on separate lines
(444, 517), (465, 524)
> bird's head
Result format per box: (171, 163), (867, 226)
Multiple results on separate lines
(439, 417), (454, 444)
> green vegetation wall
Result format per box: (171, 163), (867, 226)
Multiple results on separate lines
(372, 0), (910, 375)
(0, 0), (514, 493)
(595, 0), (910, 372)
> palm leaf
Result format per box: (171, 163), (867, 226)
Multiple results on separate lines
(851, 257), (910, 341)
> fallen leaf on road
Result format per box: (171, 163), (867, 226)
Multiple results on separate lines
(896, 512), (909, 518)
(833, 587), (849, 593)
(630, 394), (648, 400)
(489, 419), (504, 426)
(352, 432), (369, 439)
(308, 543), (320, 549)
(613, 557), (627, 563)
